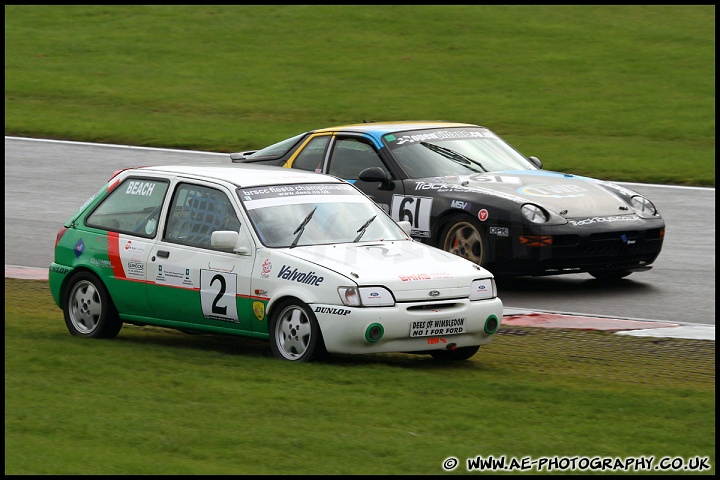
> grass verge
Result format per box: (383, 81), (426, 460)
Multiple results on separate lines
(4, 5), (715, 186)
(5, 279), (715, 474)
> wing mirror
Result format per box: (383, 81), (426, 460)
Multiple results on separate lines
(397, 220), (412, 236)
(211, 231), (251, 255)
(358, 167), (391, 189)
(528, 156), (543, 169)
(229, 151), (258, 163)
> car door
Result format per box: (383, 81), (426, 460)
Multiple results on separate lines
(325, 136), (434, 239)
(286, 133), (434, 234)
(145, 180), (256, 333)
(325, 135), (406, 216)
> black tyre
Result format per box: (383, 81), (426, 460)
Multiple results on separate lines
(589, 270), (632, 281)
(269, 300), (327, 362)
(430, 345), (480, 361)
(440, 214), (487, 266)
(63, 272), (123, 339)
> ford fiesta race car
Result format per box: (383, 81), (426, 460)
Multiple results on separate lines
(231, 121), (666, 280)
(49, 164), (503, 362)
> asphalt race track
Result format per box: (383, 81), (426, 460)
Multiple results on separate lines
(4, 137), (714, 340)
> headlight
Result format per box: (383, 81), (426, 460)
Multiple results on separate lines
(338, 286), (395, 307)
(630, 195), (658, 215)
(521, 204), (549, 223)
(469, 278), (496, 300)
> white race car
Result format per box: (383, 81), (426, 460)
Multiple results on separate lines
(49, 163), (503, 362)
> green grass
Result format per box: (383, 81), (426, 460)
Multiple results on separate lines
(5, 279), (715, 475)
(4, 5), (715, 186)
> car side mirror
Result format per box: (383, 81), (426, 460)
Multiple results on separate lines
(229, 151), (258, 163)
(358, 167), (391, 189)
(528, 156), (543, 169)
(211, 230), (251, 255)
(397, 220), (412, 236)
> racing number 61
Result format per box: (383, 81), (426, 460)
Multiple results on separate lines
(391, 195), (433, 236)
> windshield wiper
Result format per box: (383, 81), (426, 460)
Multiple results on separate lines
(290, 206), (317, 248)
(353, 215), (377, 242)
(420, 141), (487, 172)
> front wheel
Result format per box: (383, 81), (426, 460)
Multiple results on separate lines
(430, 345), (480, 361)
(440, 214), (487, 266)
(269, 300), (327, 362)
(63, 272), (122, 338)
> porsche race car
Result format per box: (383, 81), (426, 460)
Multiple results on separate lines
(230, 121), (665, 280)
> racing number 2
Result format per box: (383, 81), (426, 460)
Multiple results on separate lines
(391, 195), (433, 237)
(200, 270), (240, 323)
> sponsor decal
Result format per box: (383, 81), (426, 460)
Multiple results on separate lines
(478, 209), (489, 221)
(568, 215), (641, 226)
(414, 181), (526, 204)
(125, 180), (156, 196)
(253, 301), (266, 321)
(399, 272), (453, 282)
(489, 226), (509, 237)
(277, 265), (324, 286)
(410, 318), (466, 337)
(428, 290), (440, 297)
(314, 306), (351, 315)
(156, 265), (193, 286)
(414, 181), (467, 191)
(518, 184), (588, 198)
(93, 236), (109, 250)
(126, 261), (144, 277)
(465, 174), (522, 184)
(392, 130), (493, 145)
(73, 238), (85, 258)
(261, 259), (272, 278)
(241, 183), (355, 202)
(124, 240), (145, 254)
(90, 258), (112, 269)
(451, 200), (470, 210)
(254, 289), (268, 297)
(50, 266), (70, 274)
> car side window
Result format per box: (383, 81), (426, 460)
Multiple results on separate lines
(291, 136), (330, 172)
(164, 183), (241, 249)
(86, 178), (169, 238)
(327, 138), (391, 180)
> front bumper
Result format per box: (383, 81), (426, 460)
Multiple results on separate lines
(312, 297), (503, 355)
(491, 219), (665, 276)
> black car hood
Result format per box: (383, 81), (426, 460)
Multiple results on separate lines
(426, 170), (635, 218)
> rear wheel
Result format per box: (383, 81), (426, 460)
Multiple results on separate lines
(269, 300), (327, 362)
(63, 272), (122, 338)
(430, 345), (480, 361)
(440, 214), (487, 266)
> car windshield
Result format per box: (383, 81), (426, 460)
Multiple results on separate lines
(248, 132), (307, 160)
(238, 183), (407, 248)
(383, 127), (537, 178)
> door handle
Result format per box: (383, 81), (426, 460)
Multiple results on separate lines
(157, 250), (170, 258)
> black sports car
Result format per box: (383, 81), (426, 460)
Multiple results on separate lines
(230, 121), (665, 279)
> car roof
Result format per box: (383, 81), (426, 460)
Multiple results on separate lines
(133, 163), (342, 188)
(312, 120), (480, 139)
